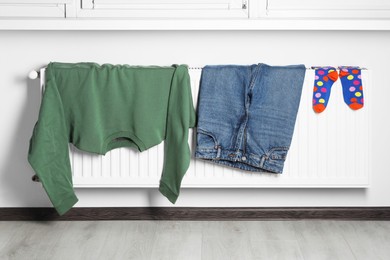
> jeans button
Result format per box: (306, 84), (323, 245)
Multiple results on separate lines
(242, 156), (247, 161)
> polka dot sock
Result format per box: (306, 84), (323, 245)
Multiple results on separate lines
(312, 66), (339, 113)
(339, 66), (364, 110)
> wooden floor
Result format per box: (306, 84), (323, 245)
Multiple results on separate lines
(0, 220), (389, 260)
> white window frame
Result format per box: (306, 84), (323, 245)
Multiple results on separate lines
(0, 0), (73, 18)
(76, 0), (249, 19)
(261, 0), (390, 18)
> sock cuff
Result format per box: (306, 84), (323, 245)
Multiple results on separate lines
(338, 66), (362, 78)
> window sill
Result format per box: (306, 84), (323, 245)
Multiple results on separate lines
(1, 18), (390, 30)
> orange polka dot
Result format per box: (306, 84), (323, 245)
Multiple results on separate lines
(352, 69), (359, 74)
(349, 103), (364, 110)
(350, 98), (357, 103)
(360, 86), (363, 91)
(323, 76), (329, 82)
(313, 104), (326, 113)
(313, 87), (318, 92)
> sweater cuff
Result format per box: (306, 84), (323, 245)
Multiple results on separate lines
(159, 181), (179, 204)
(54, 194), (79, 216)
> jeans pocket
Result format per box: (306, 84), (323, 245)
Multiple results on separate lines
(196, 128), (218, 150)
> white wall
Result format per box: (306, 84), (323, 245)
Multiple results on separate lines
(0, 30), (389, 208)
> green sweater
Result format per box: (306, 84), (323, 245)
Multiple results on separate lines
(28, 62), (196, 215)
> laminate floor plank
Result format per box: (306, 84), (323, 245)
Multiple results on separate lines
(246, 221), (304, 260)
(46, 221), (111, 260)
(249, 240), (304, 260)
(202, 221), (254, 260)
(150, 221), (202, 260)
(293, 220), (356, 260)
(245, 221), (298, 241)
(0, 221), (26, 253)
(0, 220), (389, 260)
(46, 221), (158, 260)
(0, 221), (63, 260)
(94, 221), (157, 260)
(0, 221), (37, 259)
(337, 221), (390, 260)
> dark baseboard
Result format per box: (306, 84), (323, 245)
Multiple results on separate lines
(1, 207), (390, 221)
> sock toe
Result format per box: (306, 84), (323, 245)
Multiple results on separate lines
(349, 103), (364, 110)
(313, 104), (326, 113)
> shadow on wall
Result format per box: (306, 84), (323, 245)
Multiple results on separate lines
(0, 76), (51, 207)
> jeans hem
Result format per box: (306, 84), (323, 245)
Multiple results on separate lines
(195, 148), (286, 174)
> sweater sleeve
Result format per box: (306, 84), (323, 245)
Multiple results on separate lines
(159, 65), (196, 203)
(28, 66), (78, 215)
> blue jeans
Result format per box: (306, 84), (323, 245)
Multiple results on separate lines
(195, 64), (306, 173)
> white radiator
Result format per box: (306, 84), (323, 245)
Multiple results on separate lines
(39, 67), (371, 188)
